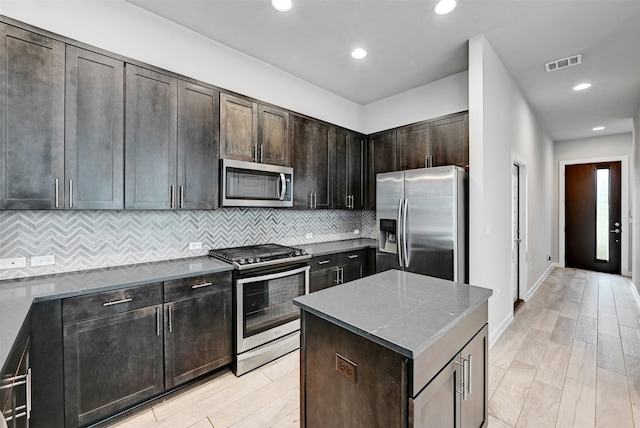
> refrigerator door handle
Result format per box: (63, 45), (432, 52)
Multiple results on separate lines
(397, 199), (404, 268)
(403, 198), (409, 267)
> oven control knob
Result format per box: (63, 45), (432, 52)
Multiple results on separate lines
(248, 257), (255, 264)
(238, 258), (246, 265)
(255, 257), (261, 263)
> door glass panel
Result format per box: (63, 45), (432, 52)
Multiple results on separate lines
(596, 168), (609, 261)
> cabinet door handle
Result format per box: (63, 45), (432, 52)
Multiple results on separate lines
(168, 306), (173, 333)
(191, 282), (212, 289)
(260, 144), (264, 163)
(454, 357), (467, 400)
(313, 193), (317, 209)
(466, 354), (472, 395)
(334, 267), (340, 285)
(170, 185), (175, 208)
(340, 266), (344, 284)
(318, 260), (331, 265)
(55, 179), (59, 208)
(348, 254), (359, 259)
(69, 180), (73, 208)
(156, 307), (161, 336)
(102, 297), (132, 307)
(253, 144), (258, 162)
(179, 186), (184, 209)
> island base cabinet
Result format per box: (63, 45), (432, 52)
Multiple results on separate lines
(63, 305), (164, 427)
(410, 324), (488, 428)
(300, 312), (408, 428)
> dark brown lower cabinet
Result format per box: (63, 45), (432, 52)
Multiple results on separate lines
(308, 250), (368, 293)
(63, 304), (164, 427)
(163, 273), (232, 389)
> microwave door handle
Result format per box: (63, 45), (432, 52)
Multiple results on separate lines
(278, 173), (286, 201)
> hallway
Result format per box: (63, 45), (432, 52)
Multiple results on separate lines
(489, 267), (640, 427)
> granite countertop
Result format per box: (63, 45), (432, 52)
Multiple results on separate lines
(0, 238), (377, 369)
(293, 269), (493, 359)
(301, 238), (377, 256)
(0, 256), (233, 369)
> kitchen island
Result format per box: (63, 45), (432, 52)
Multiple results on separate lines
(293, 269), (493, 428)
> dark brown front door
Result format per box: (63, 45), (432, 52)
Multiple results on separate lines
(565, 161), (621, 274)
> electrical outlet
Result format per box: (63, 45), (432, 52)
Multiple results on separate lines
(31, 255), (55, 267)
(0, 257), (27, 270)
(336, 353), (357, 383)
(353, 229), (360, 235)
(189, 241), (203, 250)
(305, 233), (313, 239)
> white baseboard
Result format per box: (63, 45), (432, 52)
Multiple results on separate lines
(489, 312), (514, 349)
(526, 263), (556, 301)
(489, 263), (556, 350)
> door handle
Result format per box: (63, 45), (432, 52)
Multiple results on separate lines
(610, 229), (621, 234)
(397, 199), (403, 268)
(403, 199), (409, 267)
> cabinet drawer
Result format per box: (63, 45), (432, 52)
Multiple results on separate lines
(309, 254), (338, 272)
(164, 271), (232, 302)
(337, 249), (367, 266)
(63, 282), (162, 324)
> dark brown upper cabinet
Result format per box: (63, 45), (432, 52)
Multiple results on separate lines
(333, 129), (364, 210)
(291, 115), (332, 209)
(258, 104), (289, 166)
(65, 46), (124, 210)
(430, 113), (469, 168)
(366, 130), (397, 210)
(125, 65), (219, 210)
(0, 23), (65, 209)
(177, 81), (220, 210)
(125, 65), (178, 209)
(397, 122), (430, 170)
(220, 93), (289, 166)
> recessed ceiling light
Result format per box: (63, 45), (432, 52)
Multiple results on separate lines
(573, 83), (592, 91)
(434, 0), (457, 15)
(351, 48), (367, 59)
(592, 126), (605, 131)
(271, 0), (292, 12)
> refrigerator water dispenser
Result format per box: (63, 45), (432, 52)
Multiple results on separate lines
(379, 219), (398, 254)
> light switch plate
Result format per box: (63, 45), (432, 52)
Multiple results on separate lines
(0, 257), (27, 270)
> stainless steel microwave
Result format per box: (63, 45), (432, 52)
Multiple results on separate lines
(221, 159), (293, 207)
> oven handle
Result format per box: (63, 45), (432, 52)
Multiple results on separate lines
(235, 264), (311, 286)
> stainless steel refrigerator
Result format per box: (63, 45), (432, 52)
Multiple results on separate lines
(376, 165), (467, 282)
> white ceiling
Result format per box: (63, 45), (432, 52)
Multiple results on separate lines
(126, 0), (640, 141)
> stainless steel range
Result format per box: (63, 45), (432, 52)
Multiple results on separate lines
(209, 244), (310, 375)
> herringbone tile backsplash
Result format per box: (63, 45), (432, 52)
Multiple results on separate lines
(0, 209), (377, 280)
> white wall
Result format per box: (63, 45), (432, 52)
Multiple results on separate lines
(1, 0), (363, 132)
(468, 35), (554, 345)
(633, 104), (640, 291)
(553, 133), (633, 273)
(361, 71), (469, 134)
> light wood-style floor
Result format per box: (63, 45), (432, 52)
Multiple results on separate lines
(109, 267), (640, 428)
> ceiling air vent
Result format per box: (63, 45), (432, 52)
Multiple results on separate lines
(545, 54), (582, 72)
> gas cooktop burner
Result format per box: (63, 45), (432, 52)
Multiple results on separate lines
(208, 244), (310, 270)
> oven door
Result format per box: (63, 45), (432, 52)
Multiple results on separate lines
(236, 264), (309, 353)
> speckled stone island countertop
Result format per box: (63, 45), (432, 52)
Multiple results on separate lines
(0, 238), (376, 369)
(293, 269), (493, 359)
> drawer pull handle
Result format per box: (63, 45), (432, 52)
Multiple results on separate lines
(318, 260), (331, 265)
(191, 282), (212, 289)
(348, 254), (359, 259)
(102, 297), (132, 307)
